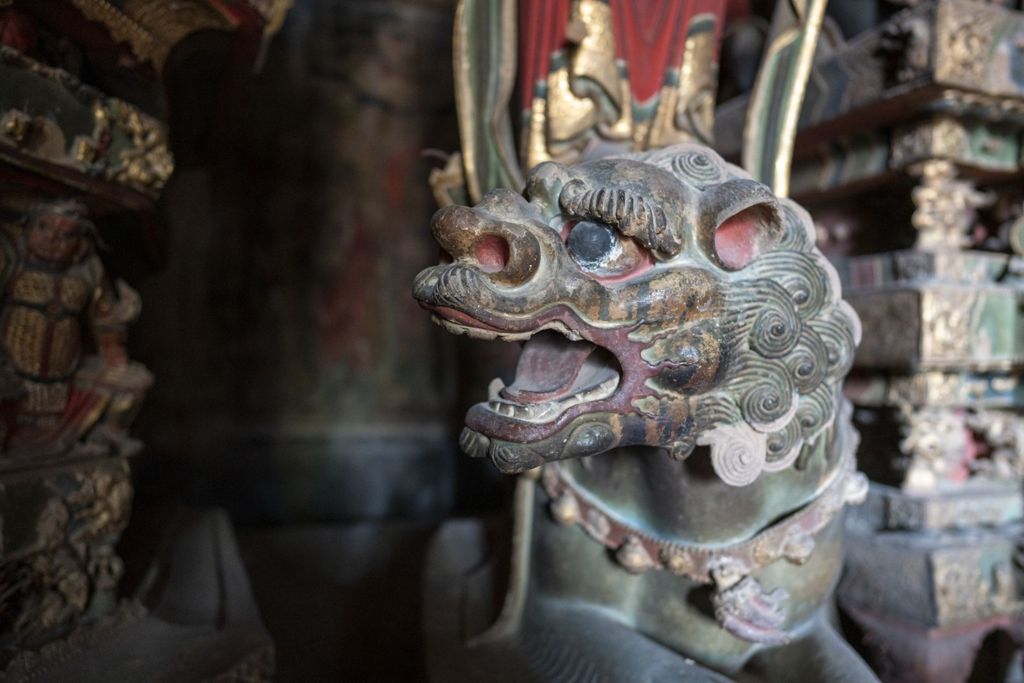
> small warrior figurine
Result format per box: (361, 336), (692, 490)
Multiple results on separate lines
(0, 198), (151, 457)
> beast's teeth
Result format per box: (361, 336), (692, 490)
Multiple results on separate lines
(518, 403), (555, 421)
(444, 320), (465, 336)
(484, 362), (620, 423)
(494, 331), (531, 342)
(464, 327), (497, 340)
(585, 375), (618, 399)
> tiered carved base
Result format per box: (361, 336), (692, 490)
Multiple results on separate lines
(839, 245), (1024, 681)
(840, 490), (1024, 682)
(844, 603), (1023, 683)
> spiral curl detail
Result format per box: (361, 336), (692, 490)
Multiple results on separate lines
(763, 420), (802, 472)
(796, 384), (836, 441)
(701, 423), (767, 487)
(750, 304), (801, 358)
(741, 381), (796, 432)
(786, 329), (828, 394)
(755, 252), (834, 318)
(672, 151), (723, 184)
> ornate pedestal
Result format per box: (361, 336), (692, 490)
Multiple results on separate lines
(1, 456), (133, 659)
(843, 495), (1024, 682)
(3, 508), (274, 683)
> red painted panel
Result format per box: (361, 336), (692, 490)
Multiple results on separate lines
(519, 0), (572, 110)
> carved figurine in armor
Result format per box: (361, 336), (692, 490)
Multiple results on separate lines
(0, 199), (151, 457)
(413, 144), (876, 681)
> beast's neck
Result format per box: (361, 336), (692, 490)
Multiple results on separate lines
(558, 422), (842, 546)
(522, 419), (858, 666)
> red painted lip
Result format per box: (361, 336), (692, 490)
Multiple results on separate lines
(421, 301), (568, 337)
(426, 305), (506, 331)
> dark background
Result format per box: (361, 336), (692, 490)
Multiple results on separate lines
(120, 1), (503, 678)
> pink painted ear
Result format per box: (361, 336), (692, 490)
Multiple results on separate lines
(714, 206), (769, 270)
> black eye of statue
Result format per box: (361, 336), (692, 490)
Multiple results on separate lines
(567, 220), (617, 267)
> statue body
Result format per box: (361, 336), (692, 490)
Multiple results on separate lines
(415, 144), (877, 681)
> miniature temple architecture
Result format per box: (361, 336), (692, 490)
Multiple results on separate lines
(718, 1), (1024, 679)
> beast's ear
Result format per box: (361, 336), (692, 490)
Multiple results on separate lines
(714, 204), (778, 270)
(701, 179), (781, 270)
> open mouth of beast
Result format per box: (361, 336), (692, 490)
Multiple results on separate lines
(488, 330), (620, 423)
(432, 312), (622, 434)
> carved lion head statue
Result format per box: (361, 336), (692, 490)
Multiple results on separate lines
(414, 143), (860, 486)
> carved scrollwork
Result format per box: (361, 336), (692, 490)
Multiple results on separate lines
(965, 410), (1024, 482)
(898, 405), (969, 491)
(0, 457), (132, 652)
(0, 48), (173, 196)
(934, 0), (1001, 86)
(909, 159), (993, 250)
(750, 303), (802, 359)
(933, 549), (1023, 625)
(763, 420), (802, 472)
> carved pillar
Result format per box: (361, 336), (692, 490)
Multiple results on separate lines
(0, 1), (288, 678)
(0, 49), (161, 667)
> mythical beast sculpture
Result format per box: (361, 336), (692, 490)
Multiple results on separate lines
(414, 144), (876, 681)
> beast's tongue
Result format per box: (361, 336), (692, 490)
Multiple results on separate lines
(501, 330), (596, 403)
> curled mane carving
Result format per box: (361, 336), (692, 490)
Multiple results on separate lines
(634, 148), (860, 485)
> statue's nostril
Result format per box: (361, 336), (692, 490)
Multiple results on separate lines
(474, 235), (509, 273)
(438, 247), (454, 265)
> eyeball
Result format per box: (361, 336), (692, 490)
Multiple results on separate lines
(565, 222), (651, 280)
(566, 220), (649, 280)
(567, 220), (617, 267)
